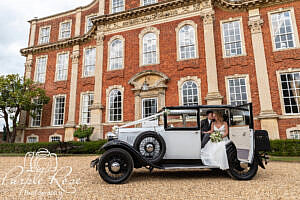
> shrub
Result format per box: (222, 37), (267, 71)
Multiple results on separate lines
(0, 140), (107, 155)
(74, 125), (94, 141)
(269, 139), (300, 156)
(0, 139), (299, 156)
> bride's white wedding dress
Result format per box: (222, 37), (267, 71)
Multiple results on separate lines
(200, 124), (230, 170)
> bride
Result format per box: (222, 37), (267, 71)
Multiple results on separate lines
(200, 112), (231, 170)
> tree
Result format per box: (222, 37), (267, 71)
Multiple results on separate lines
(2, 126), (6, 142)
(74, 125), (94, 142)
(0, 74), (50, 143)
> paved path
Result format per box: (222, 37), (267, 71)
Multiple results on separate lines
(0, 156), (299, 200)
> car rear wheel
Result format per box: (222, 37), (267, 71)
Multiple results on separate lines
(133, 131), (166, 163)
(98, 148), (134, 184)
(227, 157), (258, 180)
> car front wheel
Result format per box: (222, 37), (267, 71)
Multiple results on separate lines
(227, 157), (258, 180)
(98, 148), (134, 184)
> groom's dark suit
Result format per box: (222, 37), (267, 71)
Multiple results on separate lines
(200, 118), (212, 148)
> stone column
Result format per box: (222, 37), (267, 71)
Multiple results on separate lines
(201, 10), (223, 105)
(248, 9), (279, 139)
(90, 30), (105, 140)
(64, 45), (80, 141)
(75, 8), (82, 37)
(99, 0), (105, 15)
(29, 19), (37, 47)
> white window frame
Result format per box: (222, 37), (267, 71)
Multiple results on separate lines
(83, 46), (96, 77)
(30, 98), (43, 127)
(55, 52), (69, 81)
(181, 81), (199, 106)
(141, 0), (157, 6)
(142, 97), (158, 118)
(178, 76), (201, 106)
(80, 92), (94, 125)
(268, 7), (300, 52)
(286, 125), (300, 139)
(49, 134), (62, 142)
(27, 134), (39, 143)
(59, 20), (72, 40)
(175, 20), (199, 61)
(34, 55), (48, 84)
(225, 74), (252, 106)
(52, 94), (66, 126)
(38, 25), (51, 45)
(220, 17), (247, 58)
(85, 14), (97, 33)
(106, 85), (124, 123)
(110, 0), (125, 14)
(108, 35), (125, 71)
(139, 27), (160, 67)
(276, 69), (300, 116)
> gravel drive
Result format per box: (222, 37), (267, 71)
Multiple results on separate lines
(0, 156), (299, 200)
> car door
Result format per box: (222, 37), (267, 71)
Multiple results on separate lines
(162, 108), (201, 159)
(229, 103), (254, 163)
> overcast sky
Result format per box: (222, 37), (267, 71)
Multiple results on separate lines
(0, 0), (93, 128)
(0, 0), (93, 76)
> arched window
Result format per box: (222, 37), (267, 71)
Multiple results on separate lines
(179, 25), (196, 60)
(109, 39), (123, 70)
(143, 33), (157, 65)
(182, 81), (198, 106)
(108, 89), (122, 122)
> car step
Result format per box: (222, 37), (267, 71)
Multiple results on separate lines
(160, 164), (218, 169)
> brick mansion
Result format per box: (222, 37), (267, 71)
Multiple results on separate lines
(18, 0), (300, 143)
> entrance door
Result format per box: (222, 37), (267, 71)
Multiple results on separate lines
(142, 98), (158, 118)
(229, 103), (254, 163)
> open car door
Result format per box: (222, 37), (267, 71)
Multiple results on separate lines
(229, 103), (254, 163)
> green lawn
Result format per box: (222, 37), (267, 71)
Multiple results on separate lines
(270, 156), (300, 162)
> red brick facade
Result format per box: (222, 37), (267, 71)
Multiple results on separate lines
(20, 0), (300, 142)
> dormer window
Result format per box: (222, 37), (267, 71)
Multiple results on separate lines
(38, 26), (50, 44)
(59, 21), (71, 40)
(142, 0), (157, 6)
(111, 0), (124, 14)
(86, 15), (96, 33)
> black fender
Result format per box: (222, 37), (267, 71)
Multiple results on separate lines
(225, 141), (266, 169)
(100, 140), (157, 169)
(226, 141), (240, 168)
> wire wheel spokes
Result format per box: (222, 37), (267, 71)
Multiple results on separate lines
(103, 154), (129, 180)
(139, 136), (161, 159)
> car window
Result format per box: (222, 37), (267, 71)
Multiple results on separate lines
(230, 109), (250, 126)
(165, 109), (198, 129)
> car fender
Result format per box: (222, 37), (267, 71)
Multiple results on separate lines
(101, 140), (156, 168)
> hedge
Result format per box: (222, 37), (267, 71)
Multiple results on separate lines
(0, 140), (107, 155)
(0, 139), (299, 156)
(269, 139), (300, 156)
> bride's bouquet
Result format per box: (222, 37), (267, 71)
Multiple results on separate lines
(210, 131), (223, 143)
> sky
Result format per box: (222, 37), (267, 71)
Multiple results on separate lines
(0, 0), (93, 128)
(0, 0), (93, 76)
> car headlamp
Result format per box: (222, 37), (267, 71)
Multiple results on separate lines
(106, 132), (118, 141)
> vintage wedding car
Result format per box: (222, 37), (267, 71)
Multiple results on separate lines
(91, 103), (271, 184)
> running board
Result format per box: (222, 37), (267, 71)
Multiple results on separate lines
(160, 164), (219, 170)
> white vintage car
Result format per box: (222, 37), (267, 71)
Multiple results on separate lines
(91, 103), (270, 184)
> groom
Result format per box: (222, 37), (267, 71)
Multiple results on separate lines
(201, 110), (214, 148)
